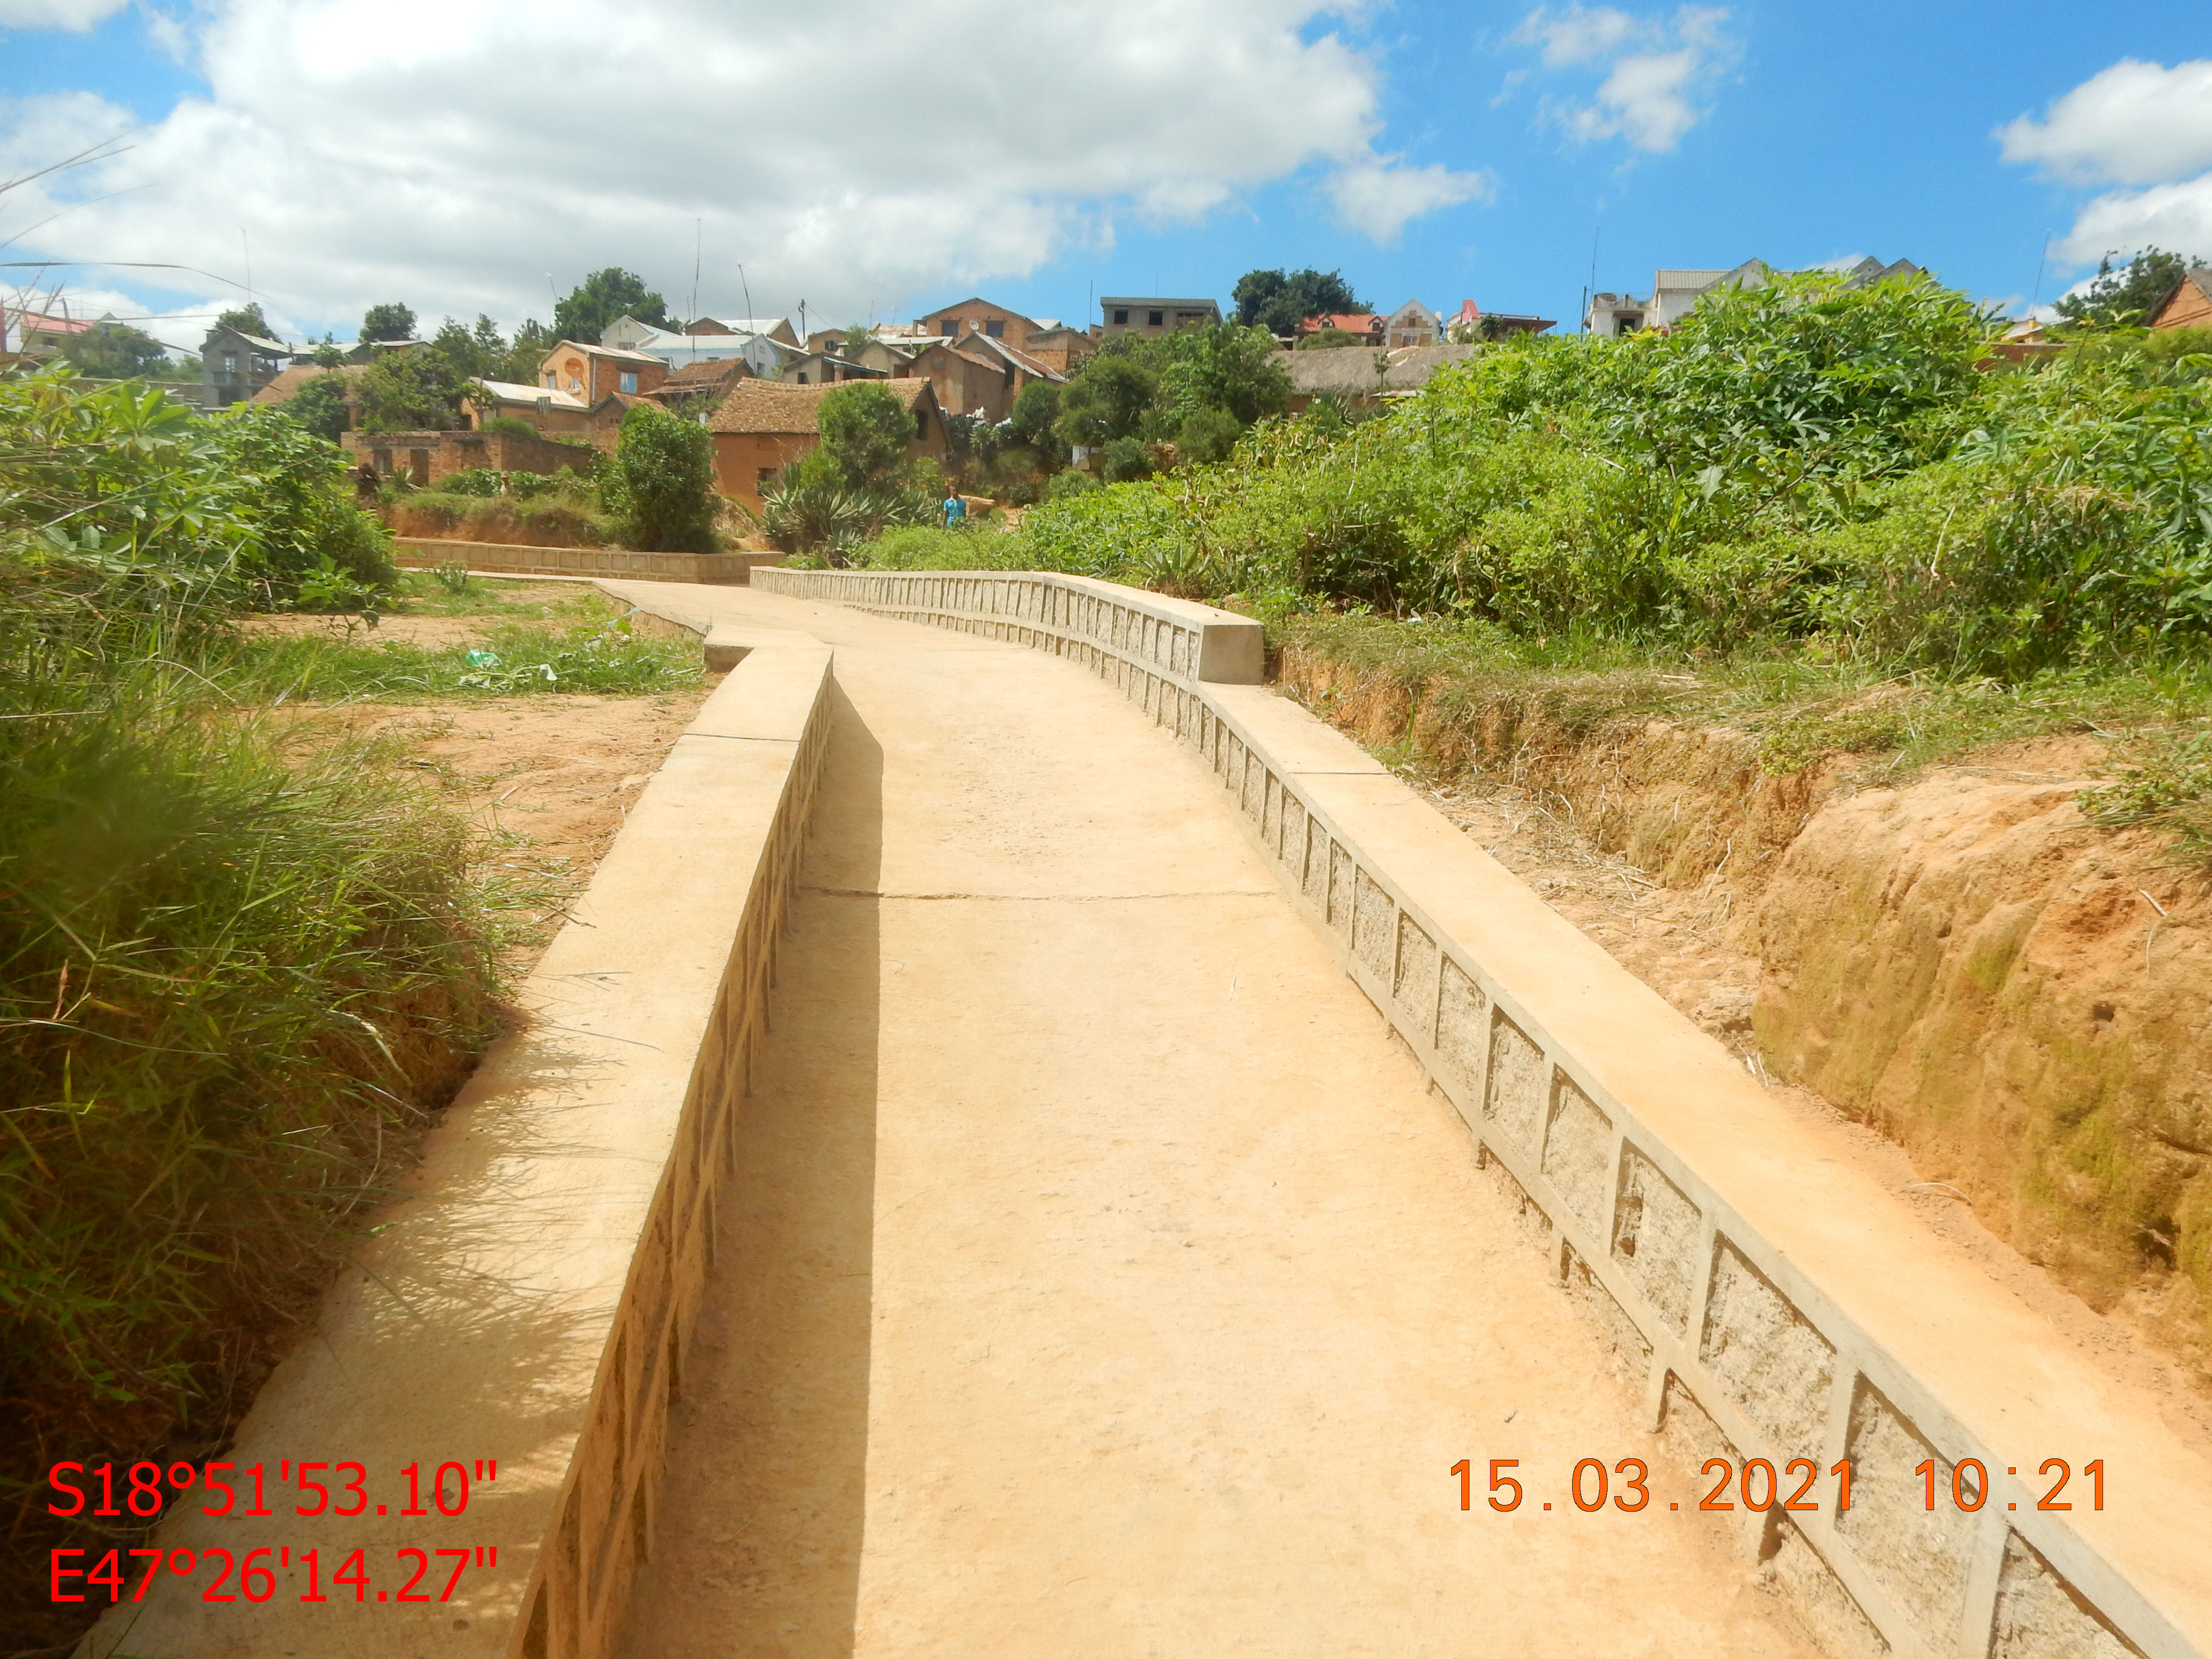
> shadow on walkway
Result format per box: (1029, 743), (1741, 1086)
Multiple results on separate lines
(618, 682), (882, 1658)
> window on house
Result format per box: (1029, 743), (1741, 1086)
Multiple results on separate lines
(568, 377), (581, 392)
(1148, 310), (1164, 326)
(796, 371), (809, 384)
(1112, 309), (1128, 325)
(757, 467), (778, 489)
(409, 449), (430, 485)
(620, 371), (637, 394)
(545, 373), (556, 388)
(222, 354), (238, 374)
(985, 319), (1003, 337)
(940, 320), (958, 335)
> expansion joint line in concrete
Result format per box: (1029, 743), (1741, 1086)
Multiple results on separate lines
(800, 884), (1279, 902)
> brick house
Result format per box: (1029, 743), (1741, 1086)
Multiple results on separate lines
(705, 377), (948, 511)
(2151, 267), (2212, 330)
(915, 296), (1040, 343)
(340, 427), (599, 487)
(1382, 299), (1442, 348)
(536, 340), (670, 403)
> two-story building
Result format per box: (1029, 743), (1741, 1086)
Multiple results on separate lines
(537, 340), (670, 403)
(201, 323), (296, 407)
(1100, 295), (1221, 336)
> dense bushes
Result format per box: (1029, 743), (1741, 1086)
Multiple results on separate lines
(886, 275), (2212, 684)
(607, 403), (719, 552)
(0, 368), (498, 1640)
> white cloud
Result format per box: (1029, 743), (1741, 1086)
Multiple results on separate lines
(2051, 174), (2212, 266)
(1997, 59), (2212, 187)
(0, 0), (1474, 340)
(1324, 156), (1490, 243)
(0, 0), (131, 28)
(1510, 4), (1734, 155)
(1996, 59), (2212, 270)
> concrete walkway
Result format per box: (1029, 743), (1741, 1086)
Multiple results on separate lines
(605, 584), (1817, 1658)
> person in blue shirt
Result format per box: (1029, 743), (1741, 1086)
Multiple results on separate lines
(943, 492), (966, 529)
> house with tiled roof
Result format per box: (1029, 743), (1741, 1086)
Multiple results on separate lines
(2152, 267), (2212, 331)
(705, 377), (948, 509)
(1296, 312), (1384, 346)
(644, 357), (753, 412)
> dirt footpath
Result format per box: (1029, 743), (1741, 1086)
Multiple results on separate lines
(616, 591), (1819, 1659)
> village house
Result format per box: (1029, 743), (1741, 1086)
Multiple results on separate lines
(1101, 295), (1222, 336)
(537, 339), (670, 403)
(704, 377), (948, 511)
(5, 307), (101, 359)
(1443, 299), (1556, 339)
(201, 321), (296, 407)
(1382, 300), (1442, 348)
(339, 426), (600, 488)
(777, 349), (890, 386)
(2151, 267), (2212, 330)
(1589, 256), (1921, 334)
(463, 380), (599, 437)
(894, 338), (1009, 421)
(903, 297), (1095, 378)
(1295, 312), (1384, 346)
(601, 314), (789, 376)
(644, 358), (752, 412)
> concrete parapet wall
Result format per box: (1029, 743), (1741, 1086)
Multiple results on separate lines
(396, 539), (783, 585)
(753, 565), (1265, 685)
(772, 567), (2210, 1659)
(82, 647), (836, 1659)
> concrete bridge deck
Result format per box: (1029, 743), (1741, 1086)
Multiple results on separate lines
(602, 583), (1815, 1657)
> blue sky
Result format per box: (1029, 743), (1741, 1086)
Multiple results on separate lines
(2, 0), (2208, 345)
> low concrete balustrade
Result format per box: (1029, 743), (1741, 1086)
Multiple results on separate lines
(764, 565), (2210, 1659)
(83, 647), (835, 1659)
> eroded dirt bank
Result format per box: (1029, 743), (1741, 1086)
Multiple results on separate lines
(1280, 643), (2212, 1389)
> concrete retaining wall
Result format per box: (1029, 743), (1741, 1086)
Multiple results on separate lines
(397, 539), (784, 585)
(81, 646), (835, 1659)
(759, 567), (2210, 1659)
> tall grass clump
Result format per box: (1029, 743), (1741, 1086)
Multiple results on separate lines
(0, 366), (496, 1643)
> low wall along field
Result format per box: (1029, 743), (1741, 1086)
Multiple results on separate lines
(755, 565), (2212, 1659)
(81, 645), (835, 1659)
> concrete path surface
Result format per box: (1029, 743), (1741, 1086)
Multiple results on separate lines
(604, 584), (1817, 1658)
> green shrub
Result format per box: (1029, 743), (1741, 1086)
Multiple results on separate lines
(610, 404), (718, 552)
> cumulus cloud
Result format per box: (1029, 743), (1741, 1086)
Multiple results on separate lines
(1997, 59), (2212, 267)
(0, 0), (131, 27)
(1510, 4), (1734, 154)
(1324, 156), (1490, 243)
(1997, 59), (2212, 187)
(0, 0), (1479, 338)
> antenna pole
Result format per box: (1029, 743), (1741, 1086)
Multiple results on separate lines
(691, 218), (701, 331)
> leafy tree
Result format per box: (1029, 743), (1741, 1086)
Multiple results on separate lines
(215, 302), (273, 338)
(359, 302), (417, 344)
(1177, 406), (1243, 465)
(311, 334), (347, 369)
(817, 382), (916, 489)
(1296, 326), (1363, 350)
(60, 322), (173, 378)
(358, 346), (470, 432)
(2054, 248), (2205, 329)
(1054, 349), (1160, 448)
(553, 268), (670, 345)
(610, 404), (719, 552)
(1232, 267), (1364, 336)
(289, 373), (354, 441)
(498, 318), (555, 385)
(1100, 435), (1153, 482)
(1160, 322), (1290, 426)
(1009, 380), (1061, 448)
(840, 324), (873, 356)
